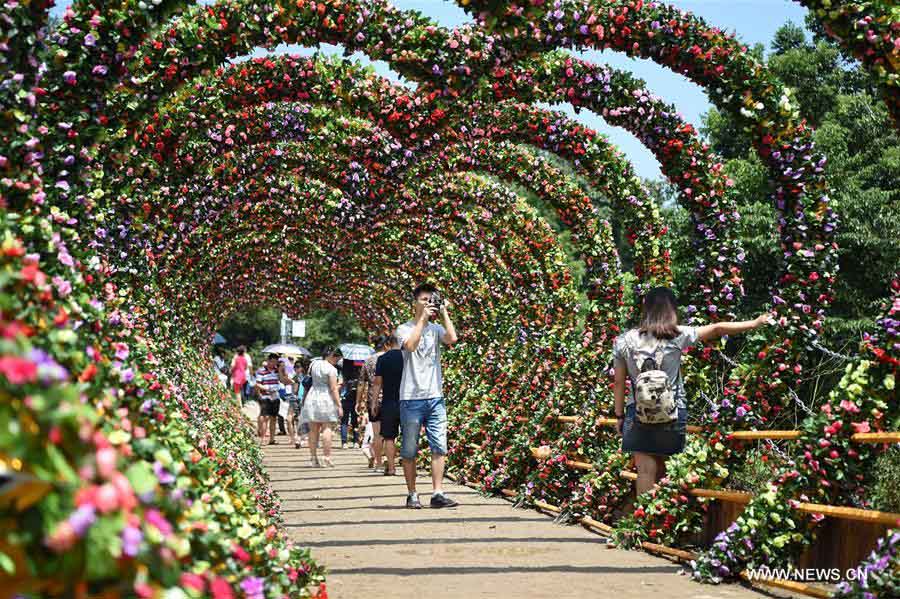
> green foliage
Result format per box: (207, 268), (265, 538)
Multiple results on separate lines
(729, 447), (780, 494)
(217, 306), (281, 348)
(872, 446), (900, 513)
(218, 307), (368, 359)
(302, 309), (368, 356)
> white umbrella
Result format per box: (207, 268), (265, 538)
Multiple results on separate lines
(261, 343), (311, 357)
(338, 343), (375, 361)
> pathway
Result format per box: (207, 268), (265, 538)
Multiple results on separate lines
(265, 445), (791, 599)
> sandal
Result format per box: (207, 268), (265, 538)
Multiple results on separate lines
(323, 457), (335, 468)
(294, 442), (301, 449)
(310, 458), (321, 468)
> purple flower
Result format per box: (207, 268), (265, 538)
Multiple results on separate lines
(153, 461), (176, 485)
(28, 349), (69, 384)
(68, 505), (96, 537)
(240, 577), (265, 599)
(84, 34), (96, 47)
(122, 526), (142, 557)
(63, 71), (77, 85)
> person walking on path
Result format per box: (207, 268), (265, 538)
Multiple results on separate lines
(300, 348), (344, 467)
(230, 346), (251, 406)
(340, 359), (362, 448)
(358, 335), (389, 470)
(396, 283), (459, 509)
(613, 287), (773, 495)
(255, 353), (292, 445)
(370, 335), (403, 477)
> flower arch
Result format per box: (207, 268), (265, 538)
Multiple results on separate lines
(2, 0), (898, 596)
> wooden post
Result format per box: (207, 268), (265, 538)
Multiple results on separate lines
(641, 541), (697, 561)
(580, 516), (614, 535)
(850, 432), (900, 443)
(500, 489), (517, 498)
(534, 500), (561, 514)
(796, 502), (900, 526)
(619, 470), (638, 481)
(728, 430), (802, 440)
(689, 488), (754, 504)
(738, 572), (831, 599)
(566, 459), (594, 471)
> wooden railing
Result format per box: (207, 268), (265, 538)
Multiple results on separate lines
(462, 413), (900, 598)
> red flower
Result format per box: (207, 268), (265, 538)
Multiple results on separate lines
(0, 355), (38, 384)
(78, 363), (98, 382)
(232, 543), (251, 563)
(210, 578), (235, 599)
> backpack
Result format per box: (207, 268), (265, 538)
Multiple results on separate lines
(301, 374), (313, 395)
(632, 340), (678, 425)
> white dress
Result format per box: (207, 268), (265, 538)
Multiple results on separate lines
(299, 360), (339, 424)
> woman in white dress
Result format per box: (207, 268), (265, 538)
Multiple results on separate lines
(300, 347), (344, 467)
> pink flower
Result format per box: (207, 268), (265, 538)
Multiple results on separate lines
(839, 399), (860, 414)
(95, 483), (119, 513)
(210, 578), (235, 599)
(232, 543), (251, 563)
(180, 573), (206, 592)
(0, 355), (38, 384)
(852, 421), (871, 434)
(45, 521), (77, 552)
(145, 509), (173, 536)
(96, 447), (118, 479)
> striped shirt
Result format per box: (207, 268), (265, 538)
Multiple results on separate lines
(255, 367), (280, 400)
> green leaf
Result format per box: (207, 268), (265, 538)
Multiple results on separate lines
(125, 461), (157, 496)
(0, 551), (16, 575)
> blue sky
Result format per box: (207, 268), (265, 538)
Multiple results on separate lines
(52, 0), (810, 179)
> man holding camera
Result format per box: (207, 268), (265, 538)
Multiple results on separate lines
(396, 282), (459, 509)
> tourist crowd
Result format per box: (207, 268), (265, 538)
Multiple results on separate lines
(221, 283), (460, 509)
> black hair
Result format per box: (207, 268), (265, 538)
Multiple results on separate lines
(639, 287), (680, 340)
(322, 346), (343, 359)
(237, 345), (246, 354)
(384, 334), (398, 348)
(412, 282), (437, 300)
(373, 334), (389, 349)
(267, 353), (280, 360)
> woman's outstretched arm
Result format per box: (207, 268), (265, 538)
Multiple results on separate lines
(696, 312), (774, 342)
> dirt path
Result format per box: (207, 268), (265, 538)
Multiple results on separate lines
(265, 445), (789, 599)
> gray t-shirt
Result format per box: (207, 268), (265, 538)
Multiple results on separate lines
(396, 320), (447, 401)
(612, 326), (698, 409)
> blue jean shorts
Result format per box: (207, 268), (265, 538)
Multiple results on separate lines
(400, 397), (448, 460)
(622, 403), (687, 456)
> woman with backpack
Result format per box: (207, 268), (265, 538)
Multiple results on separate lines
(613, 287), (773, 494)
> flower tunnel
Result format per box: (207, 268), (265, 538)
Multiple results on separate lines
(1, 0), (898, 596)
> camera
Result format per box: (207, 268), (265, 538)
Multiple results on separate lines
(429, 291), (444, 310)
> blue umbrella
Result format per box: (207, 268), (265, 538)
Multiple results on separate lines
(213, 333), (227, 345)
